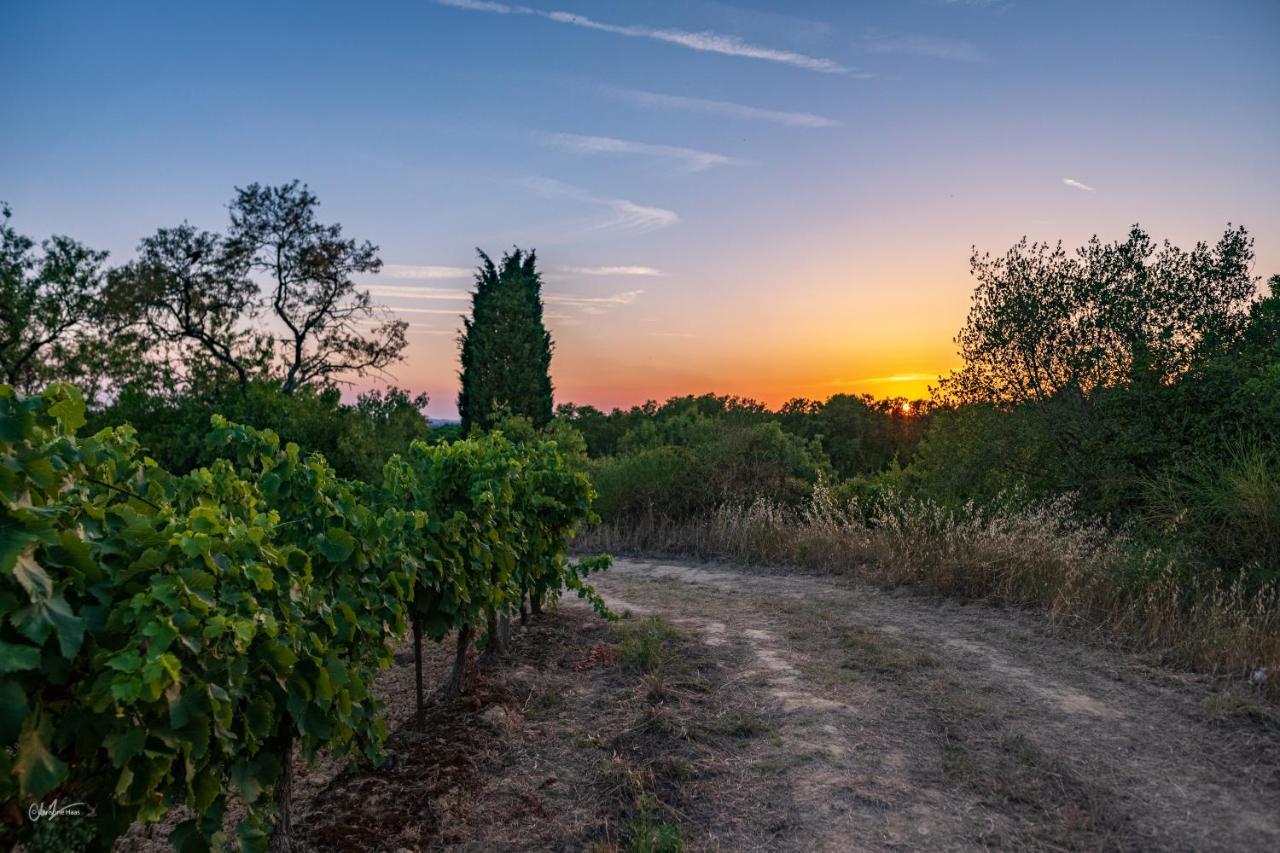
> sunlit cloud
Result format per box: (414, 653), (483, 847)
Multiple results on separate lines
(381, 264), (473, 279)
(828, 373), (939, 386)
(384, 306), (469, 316)
(355, 317), (454, 331)
(560, 265), (665, 277)
(434, 0), (858, 75)
(863, 35), (985, 62)
(437, 0), (512, 10)
(1063, 177), (1096, 192)
(367, 285), (471, 300)
(604, 86), (840, 128)
(522, 176), (679, 234)
(540, 132), (750, 173)
(375, 280), (644, 316)
(939, 0), (1012, 9)
(545, 290), (645, 314)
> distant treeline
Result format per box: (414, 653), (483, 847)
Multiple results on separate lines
(567, 226), (1279, 594)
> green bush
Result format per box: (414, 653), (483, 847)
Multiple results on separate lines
(591, 422), (829, 525)
(593, 446), (712, 523)
(1143, 436), (1280, 588)
(87, 381), (429, 484)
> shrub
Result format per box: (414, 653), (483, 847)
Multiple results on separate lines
(592, 447), (713, 523)
(591, 423), (829, 525)
(1143, 436), (1280, 588)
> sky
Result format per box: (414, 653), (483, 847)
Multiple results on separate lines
(3, 0), (1278, 418)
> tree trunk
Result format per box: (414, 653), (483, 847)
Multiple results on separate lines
(412, 619), (425, 730)
(484, 609), (507, 656)
(498, 613), (512, 650)
(520, 598), (529, 626)
(268, 726), (294, 853)
(530, 592), (543, 617)
(445, 624), (473, 696)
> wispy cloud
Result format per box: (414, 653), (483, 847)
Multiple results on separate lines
(546, 289), (645, 315)
(540, 132), (750, 173)
(435, 0), (857, 74)
(560, 265), (664, 277)
(367, 285), (471, 300)
(438, 0), (512, 10)
(940, 0), (1011, 9)
(522, 176), (679, 234)
(826, 373), (938, 386)
(370, 276), (645, 316)
(863, 35), (985, 62)
(606, 86), (840, 128)
(354, 317), (455, 335)
(381, 264), (473, 280)
(383, 305), (469, 316)
(546, 290), (644, 305)
(1062, 177), (1096, 193)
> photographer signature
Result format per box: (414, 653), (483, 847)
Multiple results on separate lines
(28, 799), (96, 821)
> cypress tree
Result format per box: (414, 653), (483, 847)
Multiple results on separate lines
(457, 247), (554, 432)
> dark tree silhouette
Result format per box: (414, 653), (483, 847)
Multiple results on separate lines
(228, 182), (407, 395)
(0, 204), (108, 392)
(457, 248), (554, 432)
(938, 224), (1257, 407)
(104, 224), (266, 390)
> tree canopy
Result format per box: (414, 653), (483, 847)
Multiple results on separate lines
(0, 204), (109, 393)
(457, 248), (554, 432)
(938, 225), (1257, 406)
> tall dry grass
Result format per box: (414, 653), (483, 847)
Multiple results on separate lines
(577, 482), (1280, 699)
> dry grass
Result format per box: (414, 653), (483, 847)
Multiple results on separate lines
(577, 484), (1280, 701)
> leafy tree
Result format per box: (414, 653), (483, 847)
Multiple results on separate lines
(939, 224), (1256, 407)
(929, 225), (1259, 509)
(553, 403), (618, 456)
(457, 248), (554, 432)
(228, 182), (406, 395)
(103, 224), (268, 391)
(0, 204), (108, 393)
(98, 182), (408, 399)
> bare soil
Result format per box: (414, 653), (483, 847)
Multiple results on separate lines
(122, 557), (1280, 852)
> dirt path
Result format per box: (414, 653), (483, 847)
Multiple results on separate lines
(583, 557), (1280, 852)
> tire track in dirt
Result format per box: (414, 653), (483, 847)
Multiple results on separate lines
(585, 557), (1280, 851)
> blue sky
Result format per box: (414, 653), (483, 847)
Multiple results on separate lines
(3, 0), (1278, 416)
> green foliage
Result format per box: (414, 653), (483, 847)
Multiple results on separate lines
(399, 428), (611, 642)
(1143, 437), (1280, 587)
(892, 231), (1280, 588)
(592, 447), (712, 523)
(88, 381), (430, 484)
(559, 393), (928, 526)
(938, 224), (1256, 406)
(458, 248), (554, 433)
(0, 384), (418, 850)
(0, 204), (110, 394)
(591, 422), (829, 524)
(399, 432), (524, 641)
(1, 383), (609, 851)
(892, 405), (1057, 507)
(780, 394), (927, 479)
(508, 432), (609, 614)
